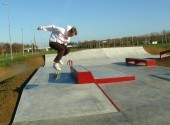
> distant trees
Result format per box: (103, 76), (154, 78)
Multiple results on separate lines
(71, 30), (170, 49)
(0, 43), (37, 54)
(1, 30), (170, 54)
(0, 43), (10, 54)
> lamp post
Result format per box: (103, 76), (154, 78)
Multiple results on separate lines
(21, 28), (24, 56)
(30, 28), (37, 54)
(2, 2), (13, 60)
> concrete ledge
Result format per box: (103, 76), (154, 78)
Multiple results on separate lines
(70, 65), (95, 84)
(90, 67), (135, 84)
(71, 65), (135, 84)
(126, 58), (156, 66)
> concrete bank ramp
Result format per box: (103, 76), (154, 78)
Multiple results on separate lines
(45, 46), (155, 67)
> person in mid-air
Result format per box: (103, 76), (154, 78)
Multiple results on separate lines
(37, 25), (77, 70)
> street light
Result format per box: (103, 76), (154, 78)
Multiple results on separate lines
(2, 2), (13, 60)
(21, 28), (24, 56)
(30, 28), (37, 54)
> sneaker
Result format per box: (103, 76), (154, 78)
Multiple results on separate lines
(53, 63), (61, 70)
(59, 60), (64, 65)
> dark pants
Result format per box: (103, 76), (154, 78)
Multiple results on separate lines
(49, 42), (70, 63)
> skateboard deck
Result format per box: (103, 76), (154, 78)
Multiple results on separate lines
(53, 70), (61, 80)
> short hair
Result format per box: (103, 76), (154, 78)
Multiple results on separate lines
(71, 27), (77, 35)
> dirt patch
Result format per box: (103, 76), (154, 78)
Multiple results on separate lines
(0, 64), (28, 82)
(143, 46), (170, 67)
(0, 55), (44, 125)
(155, 57), (170, 67)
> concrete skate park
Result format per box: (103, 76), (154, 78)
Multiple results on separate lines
(13, 46), (170, 125)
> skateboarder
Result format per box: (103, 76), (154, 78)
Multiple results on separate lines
(37, 25), (77, 70)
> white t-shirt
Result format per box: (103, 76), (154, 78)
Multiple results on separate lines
(40, 25), (72, 44)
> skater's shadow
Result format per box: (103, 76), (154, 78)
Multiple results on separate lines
(48, 73), (77, 84)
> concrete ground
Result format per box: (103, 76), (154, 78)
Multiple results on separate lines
(13, 47), (170, 125)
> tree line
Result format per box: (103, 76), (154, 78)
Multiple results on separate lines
(0, 43), (37, 54)
(0, 30), (170, 54)
(74, 30), (170, 48)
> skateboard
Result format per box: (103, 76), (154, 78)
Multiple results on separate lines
(53, 70), (61, 80)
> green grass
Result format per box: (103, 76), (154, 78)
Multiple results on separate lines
(143, 43), (170, 48)
(0, 59), (11, 67)
(0, 50), (57, 67)
(70, 47), (86, 52)
(0, 54), (6, 58)
(0, 56), (26, 67)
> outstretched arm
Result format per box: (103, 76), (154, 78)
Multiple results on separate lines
(37, 25), (62, 32)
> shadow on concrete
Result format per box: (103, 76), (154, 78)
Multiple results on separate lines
(150, 74), (170, 81)
(48, 73), (77, 84)
(145, 57), (157, 59)
(24, 84), (39, 89)
(112, 62), (144, 67)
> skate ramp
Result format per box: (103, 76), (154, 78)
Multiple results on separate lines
(45, 46), (157, 67)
